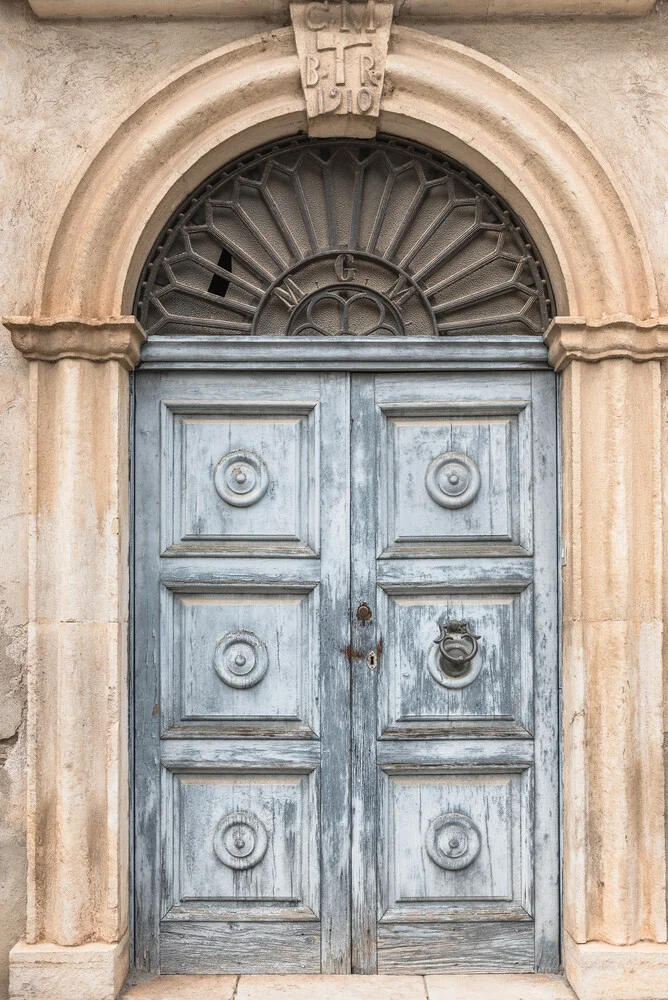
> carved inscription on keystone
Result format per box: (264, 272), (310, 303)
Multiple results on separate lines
(290, 1), (393, 137)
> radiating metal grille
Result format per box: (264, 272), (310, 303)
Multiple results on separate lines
(135, 136), (552, 338)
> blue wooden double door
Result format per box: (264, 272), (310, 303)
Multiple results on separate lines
(133, 366), (559, 975)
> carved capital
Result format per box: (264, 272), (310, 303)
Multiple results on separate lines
(5, 316), (146, 370)
(545, 316), (668, 370)
(290, 0), (393, 138)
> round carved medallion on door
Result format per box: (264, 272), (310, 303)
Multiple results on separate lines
(213, 811), (269, 870)
(426, 812), (481, 871)
(214, 630), (269, 689)
(425, 452), (481, 509)
(214, 450), (269, 507)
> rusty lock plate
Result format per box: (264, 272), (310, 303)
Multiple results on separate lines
(356, 602), (373, 624)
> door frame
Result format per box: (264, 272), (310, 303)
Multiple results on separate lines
(8, 26), (668, 1000)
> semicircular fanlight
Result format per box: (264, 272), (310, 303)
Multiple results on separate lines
(135, 135), (553, 338)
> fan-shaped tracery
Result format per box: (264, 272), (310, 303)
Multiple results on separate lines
(135, 136), (552, 338)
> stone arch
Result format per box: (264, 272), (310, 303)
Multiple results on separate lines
(31, 26), (657, 324)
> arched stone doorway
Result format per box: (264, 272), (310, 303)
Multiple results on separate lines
(6, 26), (667, 1000)
(132, 134), (559, 975)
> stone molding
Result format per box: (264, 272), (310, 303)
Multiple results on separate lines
(546, 316), (668, 370)
(26, 0), (657, 19)
(291, 1), (393, 138)
(29, 28), (657, 322)
(5, 317), (146, 371)
(564, 935), (668, 1000)
(10, 938), (129, 1000)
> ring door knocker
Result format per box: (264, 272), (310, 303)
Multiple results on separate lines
(430, 619), (482, 689)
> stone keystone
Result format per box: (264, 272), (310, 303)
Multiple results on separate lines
(290, 0), (394, 138)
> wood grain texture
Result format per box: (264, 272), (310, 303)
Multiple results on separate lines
(529, 372), (561, 971)
(350, 374), (380, 973)
(139, 336), (551, 372)
(317, 374), (352, 972)
(160, 921), (321, 974)
(377, 922), (535, 974)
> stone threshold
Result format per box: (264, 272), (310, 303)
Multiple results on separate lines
(122, 972), (576, 999)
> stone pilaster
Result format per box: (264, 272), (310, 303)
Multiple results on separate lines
(5, 318), (145, 1000)
(548, 318), (668, 1000)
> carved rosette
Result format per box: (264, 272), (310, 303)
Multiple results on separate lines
(214, 631), (269, 689)
(214, 450), (269, 507)
(426, 812), (481, 871)
(425, 452), (481, 509)
(213, 811), (269, 870)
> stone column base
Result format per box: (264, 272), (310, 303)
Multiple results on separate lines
(565, 933), (668, 1000)
(9, 936), (129, 1000)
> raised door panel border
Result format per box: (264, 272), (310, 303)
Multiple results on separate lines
(160, 400), (320, 557)
(378, 765), (533, 924)
(160, 582), (319, 738)
(377, 581), (533, 738)
(160, 764), (320, 922)
(376, 398), (533, 558)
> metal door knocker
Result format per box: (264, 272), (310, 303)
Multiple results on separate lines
(429, 619), (483, 690)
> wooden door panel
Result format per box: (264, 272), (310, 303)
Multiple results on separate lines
(134, 371), (350, 974)
(377, 922), (535, 975)
(160, 921), (322, 975)
(352, 371), (558, 974)
(160, 400), (319, 557)
(378, 768), (532, 921)
(378, 583), (532, 737)
(163, 585), (318, 736)
(168, 769), (319, 917)
(376, 385), (533, 559)
(135, 366), (557, 975)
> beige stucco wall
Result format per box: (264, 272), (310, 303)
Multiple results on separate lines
(1, 0), (668, 995)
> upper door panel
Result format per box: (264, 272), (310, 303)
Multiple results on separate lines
(161, 400), (319, 557)
(376, 378), (533, 558)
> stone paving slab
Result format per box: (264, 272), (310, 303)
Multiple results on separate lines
(122, 973), (576, 999)
(426, 974), (576, 999)
(235, 974), (427, 999)
(122, 974), (237, 999)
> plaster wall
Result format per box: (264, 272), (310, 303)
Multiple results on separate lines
(1, 0), (668, 994)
